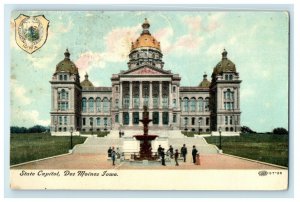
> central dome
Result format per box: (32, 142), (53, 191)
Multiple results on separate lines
(131, 18), (161, 51)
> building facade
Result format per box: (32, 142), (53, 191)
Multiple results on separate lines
(50, 19), (241, 134)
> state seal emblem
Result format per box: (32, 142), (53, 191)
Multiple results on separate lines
(14, 14), (49, 54)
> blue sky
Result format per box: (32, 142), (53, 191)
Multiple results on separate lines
(10, 11), (289, 132)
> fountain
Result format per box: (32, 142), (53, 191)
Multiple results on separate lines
(133, 106), (158, 160)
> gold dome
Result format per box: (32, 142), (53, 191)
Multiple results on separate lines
(55, 49), (79, 74)
(131, 18), (161, 51)
(80, 73), (94, 87)
(198, 73), (211, 88)
(213, 49), (236, 75)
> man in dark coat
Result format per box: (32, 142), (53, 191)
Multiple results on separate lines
(161, 148), (166, 166)
(174, 149), (179, 166)
(111, 147), (116, 166)
(192, 145), (198, 164)
(167, 145), (174, 159)
(180, 144), (187, 162)
(107, 147), (112, 158)
(157, 145), (162, 158)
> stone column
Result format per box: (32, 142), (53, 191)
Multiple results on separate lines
(129, 112), (133, 126)
(159, 111), (162, 126)
(129, 81), (133, 109)
(54, 88), (58, 110)
(149, 81), (153, 109)
(159, 81), (162, 109)
(120, 82), (123, 108)
(169, 112), (172, 127)
(237, 87), (240, 110)
(139, 81), (143, 109)
(168, 82), (172, 109)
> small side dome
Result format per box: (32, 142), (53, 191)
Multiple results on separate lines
(80, 73), (94, 87)
(213, 49), (236, 75)
(199, 73), (211, 88)
(55, 49), (79, 74)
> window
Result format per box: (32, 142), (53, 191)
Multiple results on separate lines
(82, 118), (86, 126)
(82, 98), (87, 112)
(64, 116), (67, 125)
(96, 98), (101, 112)
(230, 116), (233, 125)
(191, 117), (195, 125)
(59, 116), (62, 125)
(225, 116), (228, 125)
(96, 117), (100, 126)
(173, 86), (176, 93)
(173, 114), (176, 123)
(172, 99), (176, 108)
(184, 98), (189, 112)
(103, 98), (109, 112)
(198, 98), (203, 112)
(204, 98), (209, 112)
(229, 75), (233, 80)
(123, 112), (129, 125)
(152, 112), (159, 124)
(133, 112), (139, 125)
(206, 117), (209, 126)
(162, 112), (169, 125)
(153, 97), (159, 108)
(190, 98), (196, 112)
(89, 98), (94, 112)
(162, 96), (168, 108)
(143, 96), (149, 107)
(115, 99), (119, 109)
(115, 114), (119, 123)
(123, 96), (130, 109)
(59, 75), (63, 80)
(89, 117), (93, 126)
(133, 96), (139, 108)
(63, 75), (67, 80)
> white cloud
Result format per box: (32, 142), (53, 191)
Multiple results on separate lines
(10, 79), (32, 105)
(12, 109), (50, 127)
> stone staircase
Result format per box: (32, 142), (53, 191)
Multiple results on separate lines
(72, 131), (218, 154)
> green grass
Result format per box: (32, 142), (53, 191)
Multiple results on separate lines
(204, 133), (289, 167)
(10, 133), (87, 165)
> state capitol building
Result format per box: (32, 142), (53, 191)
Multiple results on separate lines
(50, 19), (242, 134)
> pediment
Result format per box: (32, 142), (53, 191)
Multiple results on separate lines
(124, 66), (170, 75)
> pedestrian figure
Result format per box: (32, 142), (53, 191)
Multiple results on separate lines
(161, 148), (166, 166)
(181, 144), (187, 162)
(111, 147), (116, 166)
(119, 131), (122, 138)
(157, 145), (162, 158)
(192, 145), (198, 164)
(116, 147), (120, 159)
(107, 146), (112, 158)
(167, 145), (174, 159)
(174, 149), (179, 166)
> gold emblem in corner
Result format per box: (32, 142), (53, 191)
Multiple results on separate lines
(14, 14), (49, 54)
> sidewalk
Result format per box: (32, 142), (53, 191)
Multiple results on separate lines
(11, 153), (286, 170)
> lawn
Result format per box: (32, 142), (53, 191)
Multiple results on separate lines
(10, 133), (87, 165)
(204, 133), (289, 167)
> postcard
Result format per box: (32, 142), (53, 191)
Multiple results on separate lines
(9, 10), (289, 190)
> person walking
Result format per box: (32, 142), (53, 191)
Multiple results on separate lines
(192, 145), (198, 164)
(167, 145), (174, 159)
(111, 147), (116, 166)
(107, 147), (112, 158)
(157, 145), (162, 158)
(174, 149), (179, 166)
(161, 148), (166, 166)
(180, 144), (187, 162)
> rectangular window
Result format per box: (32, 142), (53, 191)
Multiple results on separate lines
(172, 99), (176, 108)
(97, 118), (100, 126)
(59, 75), (63, 80)
(115, 114), (119, 123)
(173, 114), (176, 123)
(83, 118), (86, 126)
(59, 116), (62, 125)
(153, 97), (159, 108)
(191, 117), (195, 125)
(230, 116), (233, 125)
(133, 97), (139, 108)
(162, 112), (169, 125)
(64, 116), (67, 125)
(162, 97), (168, 108)
(206, 117), (209, 126)
(123, 112), (129, 125)
(133, 112), (139, 125)
(152, 112), (159, 124)
(64, 75), (67, 80)
(225, 116), (228, 125)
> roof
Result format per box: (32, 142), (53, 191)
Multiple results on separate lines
(80, 73), (94, 87)
(55, 49), (79, 74)
(131, 18), (161, 51)
(198, 73), (211, 88)
(212, 49), (236, 75)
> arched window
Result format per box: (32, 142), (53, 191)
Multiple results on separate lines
(82, 98), (87, 112)
(89, 117), (93, 127)
(191, 117), (195, 125)
(96, 117), (100, 126)
(89, 98), (94, 112)
(190, 98), (196, 112)
(61, 89), (66, 99)
(184, 98), (189, 112)
(198, 98), (203, 112)
(206, 117), (209, 125)
(103, 97), (109, 113)
(96, 97), (101, 112)
(204, 98), (209, 112)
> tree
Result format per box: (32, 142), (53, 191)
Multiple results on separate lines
(273, 127), (288, 135)
(241, 126), (256, 134)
